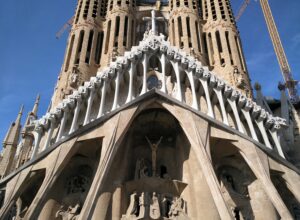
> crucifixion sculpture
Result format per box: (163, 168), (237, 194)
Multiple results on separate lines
(145, 136), (163, 177)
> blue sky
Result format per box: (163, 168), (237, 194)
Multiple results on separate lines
(0, 0), (299, 143)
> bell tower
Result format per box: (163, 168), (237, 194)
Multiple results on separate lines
(51, 0), (107, 109)
(202, 0), (252, 97)
(100, 0), (136, 67)
(168, 0), (206, 63)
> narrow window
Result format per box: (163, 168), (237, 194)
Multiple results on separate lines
(197, 0), (202, 18)
(114, 16), (120, 47)
(123, 16), (129, 47)
(203, 33), (208, 53)
(105, 20), (111, 54)
(235, 35), (246, 71)
(109, 0), (113, 11)
(204, 0), (208, 19)
(195, 21), (201, 52)
(131, 19), (135, 46)
(65, 34), (75, 71)
(85, 30), (94, 64)
(216, 31), (223, 52)
(92, 0), (98, 18)
(75, 0), (83, 24)
(225, 31), (233, 65)
(178, 17), (183, 48)
(95, 32), (104, 64)
(172, 19), (175, 44)
(100, 0), (108, 17)
(83, 0), (91, 19)
(216, 31), (224, 65)
(74, 30), (85, 64)
(184, 0), (189, 7)
(210, 0), (217, 20)
(186, 17), (191, 37)
(208, 33), (214, 65)
(186, 17), (192, 47)
(176, 0), (180, 7)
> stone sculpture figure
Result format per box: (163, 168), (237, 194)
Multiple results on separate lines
(135, 158), (150, 179)
(168, 197), (188, 219)
(150, 192), (161, 219)
(145, 136), (163, 176)
(55, 203), (81, 220)
(125, 192), (139, 217)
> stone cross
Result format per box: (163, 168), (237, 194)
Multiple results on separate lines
(143, 10), (164, 34)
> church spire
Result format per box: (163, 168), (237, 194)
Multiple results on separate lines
(24, 94), (40, 127)
(3, 105), (23, 146)
(0, 105), (23, 177)
(32, 94), (40, 116)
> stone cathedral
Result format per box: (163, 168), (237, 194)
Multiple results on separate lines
(0, 0), (300, 219)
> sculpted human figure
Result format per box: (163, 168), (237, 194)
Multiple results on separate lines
(150, 192), (161, 219)
(56, 203), (81, 220)
(145, 136), (163, 177)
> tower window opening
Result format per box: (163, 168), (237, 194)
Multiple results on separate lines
(208, 33), (214, 65)
(105, 20), (111, 54)
(184, 0), (189, 7)
(114, 16), (120, 47)
(203, 33), (208, 53)
(123, 16), (129, 47)
(100, 0), (108, 17)
(218, 0), (226, 20)
(186, 17), (192, 48)
(226, 0), (235, 23)
(85, 30), (94, 64)
(216, 31), (224, 65)
(109, 0), (113, 11)
(75, 0), (83, 24)
(197, 0), (202, 17)
(178, 17), (183, 48)
(74, 30), (85, 64)
(65, 34), (75, 72)
(186, 17), (191, 38)
(126, 0), (130, 5)
(210, 0), (217, 20)
(225, 31), (234, 65)
(235, 35), (246, 71)
(172, 19), (175, 44)
(170, 0), (173, 10)
(204, 0), (208, 19)
(176, 0), (180, 7)
(192, 0), (197, 10)
(131, 19), (135, 46)
(117, 0), (121, 6)
(95, 32), (104, 64)
(195, 21), (201, 52)
(83, 0), (91, 19)
(92, 0), (98, 18)
(216, 31), (222, 52)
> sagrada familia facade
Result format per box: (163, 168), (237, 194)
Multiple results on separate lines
(0, 0), (299, 219)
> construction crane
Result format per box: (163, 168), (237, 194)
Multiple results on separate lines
(235, 0), (250, 22)
(236, 0), (299, 103)
(56, 16), (75, 39)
